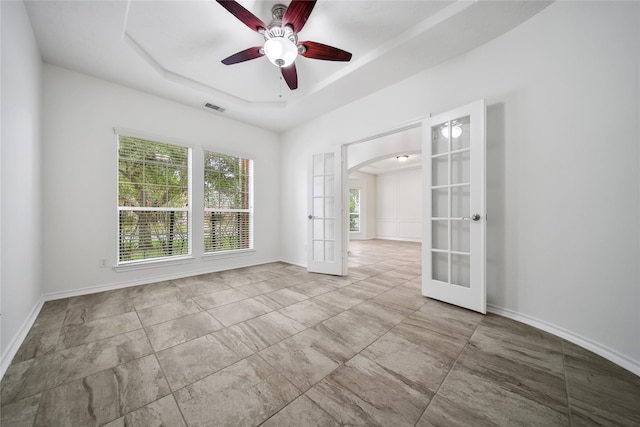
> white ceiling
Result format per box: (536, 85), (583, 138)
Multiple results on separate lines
(24, 0), (551, 133)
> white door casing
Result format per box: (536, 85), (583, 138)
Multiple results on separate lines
(422, 100), (486, 313)
(307, 146), (347, 276)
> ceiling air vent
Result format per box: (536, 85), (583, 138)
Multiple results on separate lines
(203, 102), (226, 113)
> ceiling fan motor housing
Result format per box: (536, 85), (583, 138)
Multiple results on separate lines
(265, 4), (297, 45)
(264, 25), (297, 44)
(270, 4), (287, 22)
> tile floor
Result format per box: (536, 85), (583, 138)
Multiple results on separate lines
(1, 240), (639, 426)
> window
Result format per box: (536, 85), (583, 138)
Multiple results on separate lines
(349, 188), (361, 232)
(204, 151), (253, 253)
(117, 135), (191, 263)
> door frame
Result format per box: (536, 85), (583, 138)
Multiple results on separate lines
(343, 120), (424, 261)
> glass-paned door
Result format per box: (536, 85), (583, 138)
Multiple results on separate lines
(307, 148), (346, 275)
(422, 100), (486, 313)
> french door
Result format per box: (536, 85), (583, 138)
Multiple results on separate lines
(422, 100), (486, 313)
(307, 147), (347, 276)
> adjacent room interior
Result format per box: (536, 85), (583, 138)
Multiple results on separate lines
(2, 0), (639, 425)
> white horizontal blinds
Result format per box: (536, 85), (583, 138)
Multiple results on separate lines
(118, 135), (190, 263)
(204, 151), (253, 253)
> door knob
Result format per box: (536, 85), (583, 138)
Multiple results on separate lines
(463, 214), (481, 221)
(308, 215), (313, 219)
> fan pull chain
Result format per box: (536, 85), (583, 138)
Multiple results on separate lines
(279, 76), (283, 98)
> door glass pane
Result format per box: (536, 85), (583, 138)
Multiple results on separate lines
(432, 252), (448, 282)
(313, 198), (323, 217)
(313, 176), (323, 197)
(432, 188), (448, 218)
(451, 220), (470, 252)
(313, 155), (324, 175)
(432, 156), (448, 187)
(451, 186), (470, 218)
(313, 219), (323, 239)
(324, 175), (334, 196)
(451, 151), (470, 184)
(451, 254), (470, 288)
(324, 197), (334, 218)
(432, 125), (449, 155)
(432, 220), (448, 250)
(451, 116), (470, 151)
(313, 240), (324, 261)
(325, 241), (335, 262)
(325, 219), (335, 240)
(324, 153), (334, 175)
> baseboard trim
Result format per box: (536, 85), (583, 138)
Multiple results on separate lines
(42, 257), (282, 302)
(0, 295), (46, 380)
(278, 258), (306, 268)
(487, 304), (640, 377)
(375, 236), (422, 243)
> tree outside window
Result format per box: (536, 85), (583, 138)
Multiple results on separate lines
(349, 188), (361, 232)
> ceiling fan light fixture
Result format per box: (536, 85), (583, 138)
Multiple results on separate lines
(264, 36), (298, 67)
(216, 0), (353, 90)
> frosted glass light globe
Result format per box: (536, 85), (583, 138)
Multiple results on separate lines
(264, 37), (298, 68)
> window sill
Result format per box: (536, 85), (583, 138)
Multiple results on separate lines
(114, 256), (195, 272)
(202, 248), (256, 261)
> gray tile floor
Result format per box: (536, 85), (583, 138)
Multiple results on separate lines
(2, 239), (639, 426)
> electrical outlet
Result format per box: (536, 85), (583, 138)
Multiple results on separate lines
(98, 258), (109, 268)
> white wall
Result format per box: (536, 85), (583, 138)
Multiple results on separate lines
(281, 1), (640, 373)
(41, 65), (281, 295)
(376, 168), (422, 241)
(348, 171), (376, 240)
(0, 1), (43, 372)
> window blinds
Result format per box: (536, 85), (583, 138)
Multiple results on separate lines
(204, 151), (253, 253)
(118, 135), (190, 262)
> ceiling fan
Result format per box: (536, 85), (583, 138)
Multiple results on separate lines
(216, 0), (352, 90)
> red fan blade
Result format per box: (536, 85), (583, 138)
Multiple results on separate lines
(221, 47), (264, 65)
(281, 63), (298, 90)
(282, 0), (317, 33)
(216, 0), (267, 33)
(300, 41), (352, 61)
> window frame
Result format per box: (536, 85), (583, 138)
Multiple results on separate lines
(349, 187), (361, 233)
(115, 129), (193, 268)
